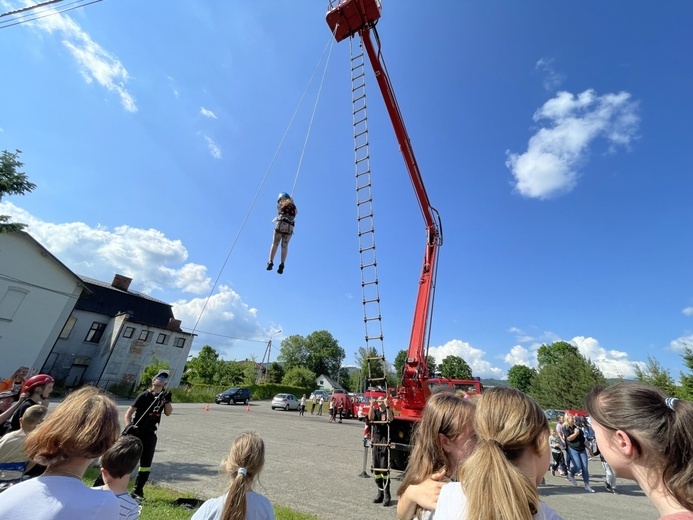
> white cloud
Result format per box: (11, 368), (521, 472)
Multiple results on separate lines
(2, 202), (209, 294)
(669, 334), (693, 352)
(204, 135), (222, 159)
(506, 89), (639, 199)
(429, 339), (503, 379)
(28, 6), (136, 112)
(535, 58), (565, 92)
(570, 336), (638, 379)
(683, 307), (693, 316)
(1, 201), (270, 356)
(173, 286), (266, 355)
(200, 107), (217, 119)
(504, 345), (535, 367)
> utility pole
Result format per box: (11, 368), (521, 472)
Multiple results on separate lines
(257, 329), (281, 383)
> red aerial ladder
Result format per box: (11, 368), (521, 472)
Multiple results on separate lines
(326, 0), (481, 470)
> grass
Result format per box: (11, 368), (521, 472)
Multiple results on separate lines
(83, 467), (317, 520)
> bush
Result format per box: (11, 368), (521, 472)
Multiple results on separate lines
(170, 383), (313, 403)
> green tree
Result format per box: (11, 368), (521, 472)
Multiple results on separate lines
(507, 364), (537, 393)
(537, 341), (580, 368)
(305, 330), (345, 378)
(140, 356), (169, 389)
(267, 362), (284, 384)
(394, 350), (407, 377)
(354, 346), (386, 390)
(338, 367), (352, 392)
(634, 355), (678, 396)
(282, 366), (316, 388)
(427, 355), (437, 375)
(0, 150), (36, 233)
(679, 346), (693, 400)
(439, 355), (473, 379)
(278, 330), (345, 379)
(529, 342), (607, 408)
(277, 335), (309, 370)
(215, 360), (245, 386)
(185, 345), (221, 385)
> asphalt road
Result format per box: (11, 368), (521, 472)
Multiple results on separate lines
(129, 401), (658, 520)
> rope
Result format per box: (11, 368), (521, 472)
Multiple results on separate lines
(184, 28), (339, 354)
(291, 25), (337, 197)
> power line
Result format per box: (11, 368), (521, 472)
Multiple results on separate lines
(0, 0), (64, 18)
(0, 0), (103, 30)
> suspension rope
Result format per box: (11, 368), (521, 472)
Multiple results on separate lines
(186, 29), (338, 344)
(291, 25), (337, 197)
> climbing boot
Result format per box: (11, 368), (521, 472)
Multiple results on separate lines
(131, 470), (150, 501)
(373, 483), (384, 504)
(382, 481), (391, 507)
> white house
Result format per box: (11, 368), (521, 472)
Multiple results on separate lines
(0, 231), (193, 389)
(0, 231), (87, 375)
(316, 373), (343, 391)
(45, 274), (194, 389)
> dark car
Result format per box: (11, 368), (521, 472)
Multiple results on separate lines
(215, 387), (251, 405)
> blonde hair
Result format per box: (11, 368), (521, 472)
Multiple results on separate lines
(460, 387), (548, 520)
(398, 392), (476, 513)
(24, 386), (119, 466)
(220, 432), (266, 520)
(19, 404), (47, 432)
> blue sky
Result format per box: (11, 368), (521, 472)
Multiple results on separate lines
(1, 1), (692, 380)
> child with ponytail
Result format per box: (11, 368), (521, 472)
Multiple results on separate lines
(433, 386), (563, 520)
(192, 432), (274, 520)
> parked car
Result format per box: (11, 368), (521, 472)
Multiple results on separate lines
(271, 393), (300, 411)
(215, 387), (251, 405)
(309, 389), (331, 401)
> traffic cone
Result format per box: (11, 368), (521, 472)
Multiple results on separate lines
(245, 403), (251, 412)
(205, 403), (210, 412)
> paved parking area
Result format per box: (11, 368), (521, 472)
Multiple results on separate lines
(137, 401), (658, 520)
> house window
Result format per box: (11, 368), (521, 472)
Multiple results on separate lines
(156, 333), (167, 344)
(0, 287), (29, 321)
(123, 326), (135, 338)
(175, 337), (186, 348)
(139, 330), (150, 341)
(59, 316), (77, 339)
(85, 322), (107, 343)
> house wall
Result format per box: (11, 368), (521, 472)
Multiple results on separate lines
(53, 311), (192, 388)
(98, 319), (192, 389)
(0, 233), (82, 377)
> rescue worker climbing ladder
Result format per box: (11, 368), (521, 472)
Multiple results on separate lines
(368, 396), (394, 507)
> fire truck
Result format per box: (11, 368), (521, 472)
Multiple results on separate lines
(326, 0), (482, 471)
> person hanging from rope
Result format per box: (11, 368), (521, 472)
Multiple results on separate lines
(266, 192), (298, 275)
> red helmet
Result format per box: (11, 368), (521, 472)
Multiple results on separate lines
(25, 374), (54, 393)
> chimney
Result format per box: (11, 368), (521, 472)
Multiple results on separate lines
(111, 274), (132, 292)
(167, 318), (182, 331)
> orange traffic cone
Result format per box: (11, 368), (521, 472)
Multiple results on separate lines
(245, 403), (251, 412)
(205, 403), (210, 412)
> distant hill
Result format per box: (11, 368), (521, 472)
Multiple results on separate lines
(481, 378), (507, 388)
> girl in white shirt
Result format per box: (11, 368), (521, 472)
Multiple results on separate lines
(192, 432), (274, 520)
(433, 387), (563, 520)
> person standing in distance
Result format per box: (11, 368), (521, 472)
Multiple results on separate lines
(124, 371), (172, 501)
(369, 396), (394, 507)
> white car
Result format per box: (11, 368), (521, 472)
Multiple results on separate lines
(271, 393), (300, 411)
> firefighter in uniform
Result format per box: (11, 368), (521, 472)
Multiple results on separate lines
(368, 396), (394, 506)
(124, 371), (172, 500)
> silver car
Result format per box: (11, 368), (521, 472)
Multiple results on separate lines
(271, 393), (300, 411)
